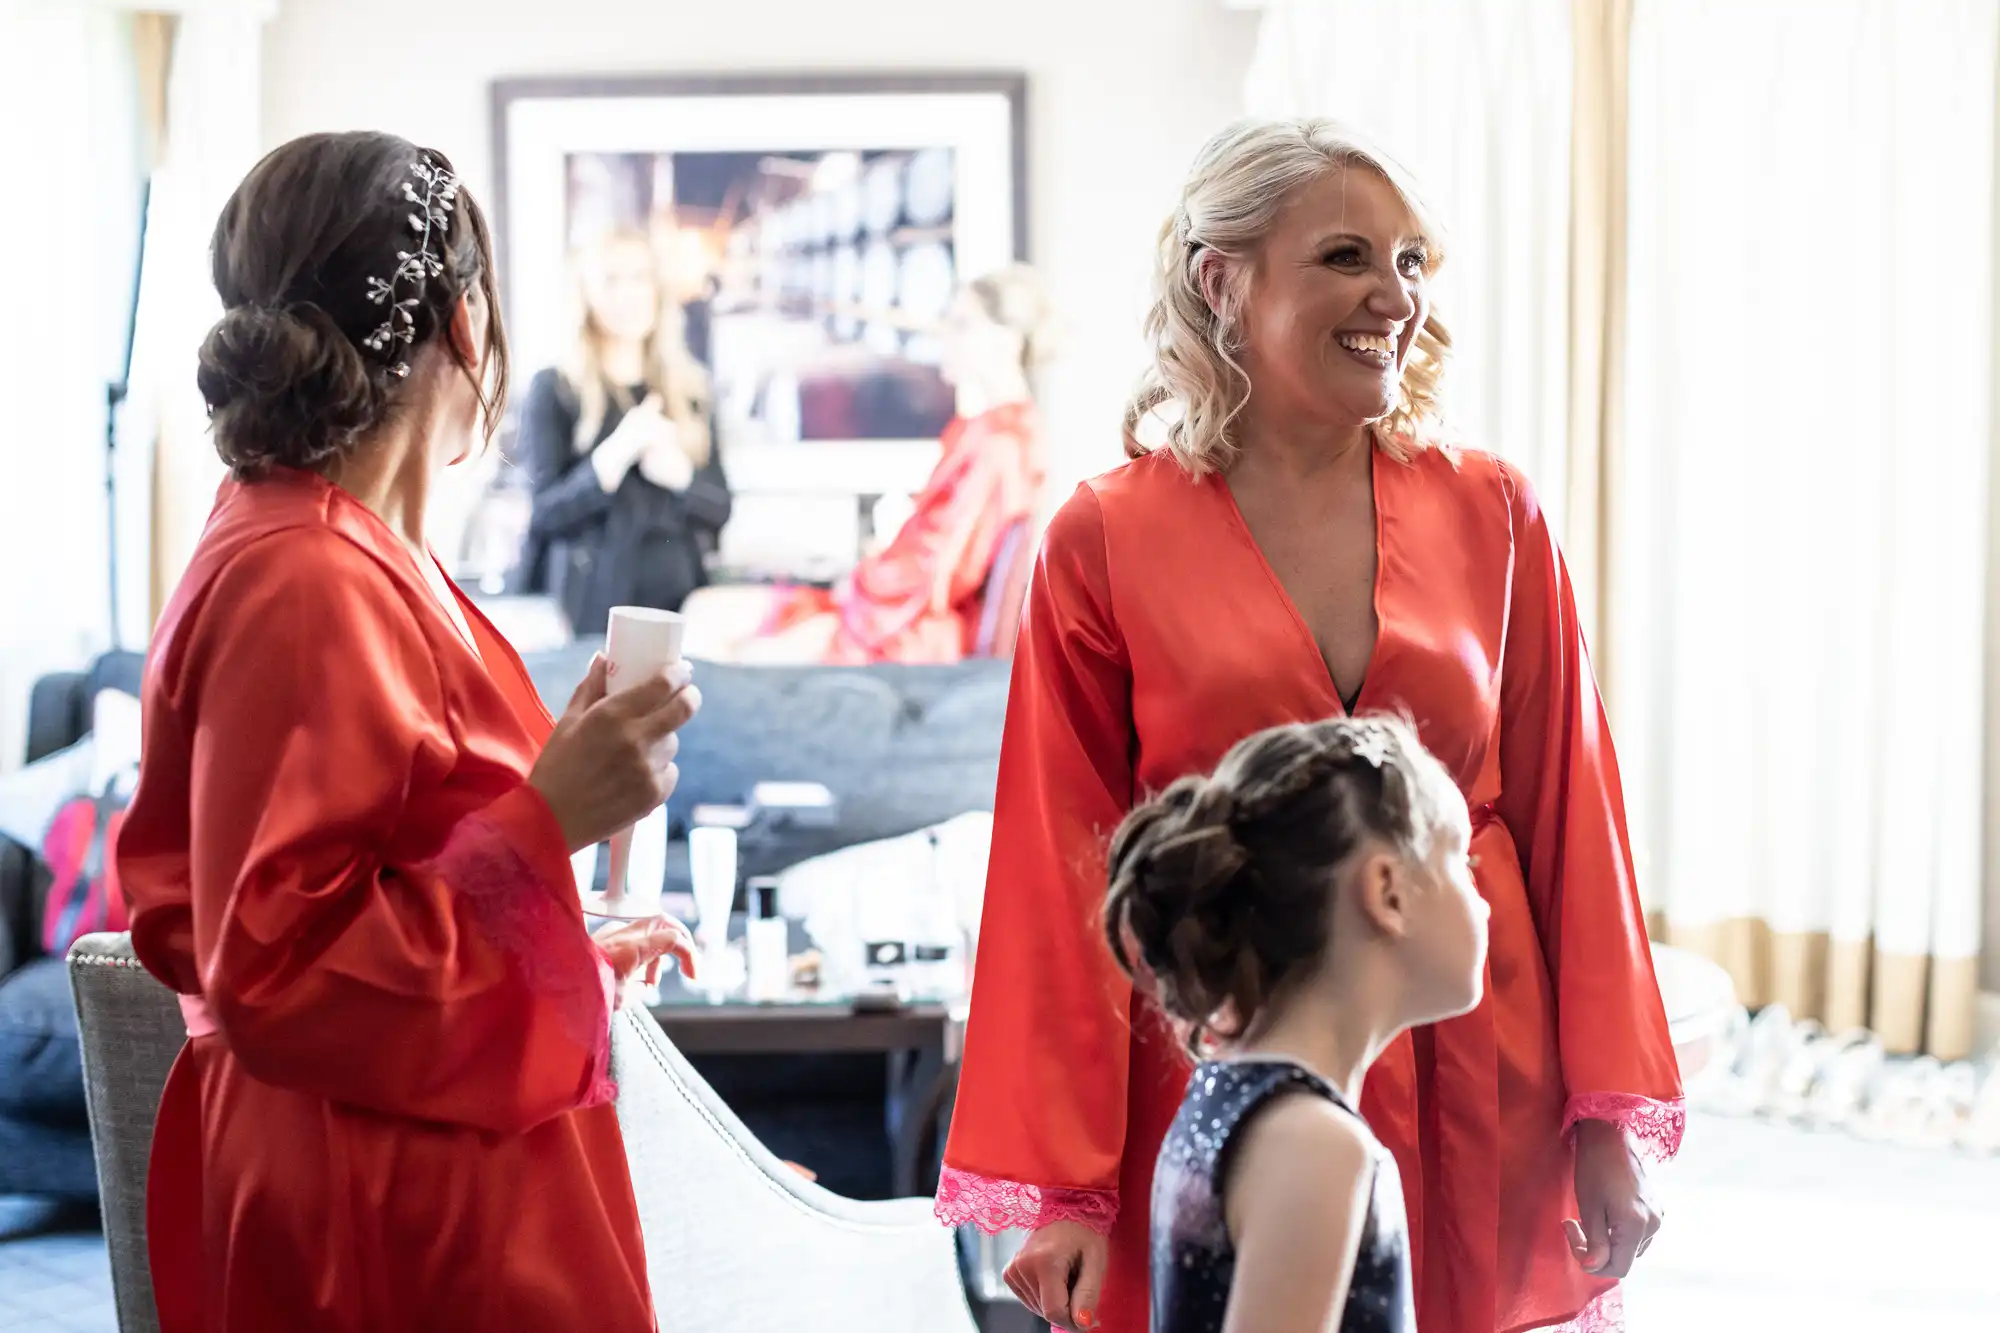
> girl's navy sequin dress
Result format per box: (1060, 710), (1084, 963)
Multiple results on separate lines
(1150, 1060), (1413, 1333)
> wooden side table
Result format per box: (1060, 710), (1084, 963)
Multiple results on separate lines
(648, 993), (962, 1199)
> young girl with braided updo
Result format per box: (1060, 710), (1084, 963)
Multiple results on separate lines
(1102, 716), (1490, 1333)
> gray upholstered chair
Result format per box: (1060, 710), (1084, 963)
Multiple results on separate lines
(66, 933), (178, 1333)
(66, 932), (978, 1333)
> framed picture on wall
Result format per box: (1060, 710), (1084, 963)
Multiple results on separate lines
(489, 72), (1027, 579)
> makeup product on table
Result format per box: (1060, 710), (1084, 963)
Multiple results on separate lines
(744, 878), (788, 1002)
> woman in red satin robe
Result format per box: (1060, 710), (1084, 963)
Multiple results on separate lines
(691, 265), (1054, 665)
(117, 131), (700, 1333)
(761, 400), (1042, 663)
(936, 119), (1682, 1333)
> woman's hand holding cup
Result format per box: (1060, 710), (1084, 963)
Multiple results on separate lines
(530, 654), (700, 854)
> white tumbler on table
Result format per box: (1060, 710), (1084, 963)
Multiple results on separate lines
(584, 606), (685, 920)
(688, 824), (739, 993)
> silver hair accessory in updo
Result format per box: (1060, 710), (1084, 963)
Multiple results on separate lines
(361, 155), (458, 378)
(1348, 723), (1393, 770)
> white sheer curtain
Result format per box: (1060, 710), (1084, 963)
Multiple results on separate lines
(0, 0), (266, 772)
(1614, 0), (1996, 1058)
(128, 2), (272, 623)
(1240, 0), (1576, 530)
(0, 0), (142, 767)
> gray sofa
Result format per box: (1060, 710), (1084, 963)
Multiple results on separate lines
(0, 650), (145, 1202)
(518, 648), (1011, 1202)
(517, 646), (1012, 887)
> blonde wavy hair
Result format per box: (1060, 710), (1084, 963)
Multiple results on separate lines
(561, 228), (713, 467)
(1123, 118), (1453, 475)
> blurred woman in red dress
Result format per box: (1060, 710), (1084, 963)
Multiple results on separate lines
(683, 264), (1056, 664)
(936, 119), (1682, 1333)
(117, 131), (702, 1333)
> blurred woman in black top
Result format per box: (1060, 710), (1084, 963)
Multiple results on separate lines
(516, 229), (730, 636)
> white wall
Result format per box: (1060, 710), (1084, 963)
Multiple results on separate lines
(0, 2), (144, 768)
(259, 0), (1261, 504)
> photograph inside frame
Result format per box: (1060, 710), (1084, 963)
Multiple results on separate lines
(469, 78), (1028, 605)
(565, 145), (965, 448)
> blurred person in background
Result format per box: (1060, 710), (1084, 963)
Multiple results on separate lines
(516, 228), (731, 637)
(683, 263), (1056, 664)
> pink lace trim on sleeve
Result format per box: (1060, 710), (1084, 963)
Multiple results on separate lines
(434, 807), (615, 1106)
(1562, 1092), (1686, 1164)
(1544, 1287), (1624, 1333)
(933, 1166), (1119, 1236)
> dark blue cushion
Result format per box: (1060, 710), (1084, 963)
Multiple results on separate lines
(0, 956), (85, 1125)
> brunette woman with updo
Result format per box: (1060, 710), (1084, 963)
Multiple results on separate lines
(117, 131), (702, 1333)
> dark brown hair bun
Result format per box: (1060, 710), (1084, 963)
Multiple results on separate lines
(197, 303), (385, 476)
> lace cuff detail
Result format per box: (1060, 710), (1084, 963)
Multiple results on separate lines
(1562, 1092), (1686, 1163)
(1542, 1286), (1623, 1333)
(436, 789), (615, 1106)
(580, 948), (618, 1107)
(933, 1166), (1119, 1236)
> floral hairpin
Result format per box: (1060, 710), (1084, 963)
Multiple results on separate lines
(361, 156), (458, 378)
(1348, 724), (1392, 770)
(1176, 209), (1201, 252)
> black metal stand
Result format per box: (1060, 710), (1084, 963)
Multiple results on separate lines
(105, 178), (150, 652)
(105, 382), (127, 650)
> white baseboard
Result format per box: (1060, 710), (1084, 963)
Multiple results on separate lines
(1979, 991), (2000, 1054)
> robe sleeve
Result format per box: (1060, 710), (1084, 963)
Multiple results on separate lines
(676, 437), (733, 537)
(522, 369), (615, 542)
(1493, 463), (1686, 1163)
(935, 484), (1134, 1235)
(128, 529), (616, 1136)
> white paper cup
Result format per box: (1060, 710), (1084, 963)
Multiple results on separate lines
(597, 607), (687, 914)
(605, 606), (686, 694)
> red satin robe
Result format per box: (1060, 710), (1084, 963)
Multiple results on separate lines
(117, 470), (655, 1333)
(770, 401), (1043, 663)
(936, 445), (1684, 1333)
